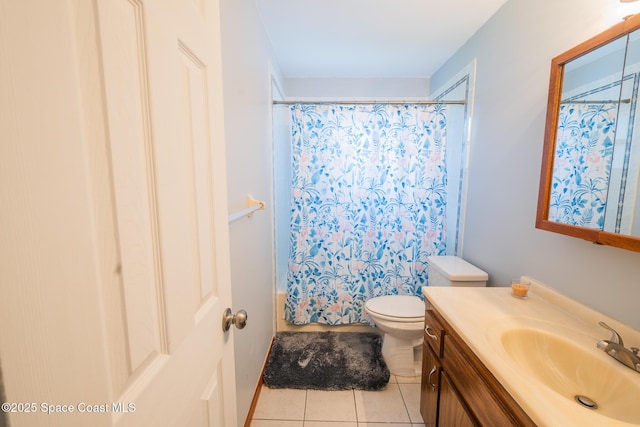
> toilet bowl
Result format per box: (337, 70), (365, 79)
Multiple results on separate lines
(365, 256), (489, 377)
(365, 295), (425, 376)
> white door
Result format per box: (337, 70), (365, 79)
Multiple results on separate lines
(0, 0), (238, 426)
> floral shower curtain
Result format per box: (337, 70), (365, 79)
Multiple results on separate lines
(284, 104), (448, 325)
(549, 103), (617, 229)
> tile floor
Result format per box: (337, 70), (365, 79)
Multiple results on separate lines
(250, 374), (426, 427)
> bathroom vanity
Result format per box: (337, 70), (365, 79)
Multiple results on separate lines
(420, 278), (640, 426)
(420, 298), (534, 426)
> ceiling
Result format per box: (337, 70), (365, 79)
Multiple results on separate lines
(255, 0), (508, 79)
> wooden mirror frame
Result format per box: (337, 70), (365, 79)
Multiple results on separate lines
(536, 13), (640, 253)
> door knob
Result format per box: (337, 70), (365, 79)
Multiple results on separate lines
(222, 308), (248, 332)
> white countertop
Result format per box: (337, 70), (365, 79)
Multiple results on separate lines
(422, 276), (640, 427)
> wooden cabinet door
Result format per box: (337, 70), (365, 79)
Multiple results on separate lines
(420, 343), (441, 427)
(439, 372), (477, 427)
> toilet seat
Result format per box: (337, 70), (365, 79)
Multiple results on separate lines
(365, 295), (424, 322)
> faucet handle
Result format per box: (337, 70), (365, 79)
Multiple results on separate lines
(631, 347), (639, 356)
(599, 321), (624, 346)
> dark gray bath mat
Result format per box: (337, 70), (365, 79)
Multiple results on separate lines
(262, 331), (390, 390)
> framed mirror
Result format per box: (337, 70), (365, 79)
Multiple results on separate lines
(537, 13), (640, 252)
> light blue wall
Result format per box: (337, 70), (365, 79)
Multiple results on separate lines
(219, 1), (280, 424)
(431, 0), (640, 329)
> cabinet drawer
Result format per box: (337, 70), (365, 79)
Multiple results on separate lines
(424, 310), (444, 358)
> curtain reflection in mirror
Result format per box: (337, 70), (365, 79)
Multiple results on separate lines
(605, 73), (640, 234)
(550, 101), (617, 229)
(551, 70), (640, 234)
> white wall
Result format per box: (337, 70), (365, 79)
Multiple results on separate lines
(431, 0), (640, 329)
(219, 1), (281, 424)
(284, 77), (429, 100)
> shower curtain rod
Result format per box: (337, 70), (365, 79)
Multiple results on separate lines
(561, 98), (632, 104)
(272, 100), (466, 105)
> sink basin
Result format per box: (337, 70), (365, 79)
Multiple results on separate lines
(500, 327), (640, 424)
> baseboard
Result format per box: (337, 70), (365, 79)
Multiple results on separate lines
(243, 336), (275, 427)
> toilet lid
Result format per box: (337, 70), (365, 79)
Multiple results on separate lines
(365, 295), (424, 319)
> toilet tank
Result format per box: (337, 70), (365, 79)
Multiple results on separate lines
(427, 255), (488, 287)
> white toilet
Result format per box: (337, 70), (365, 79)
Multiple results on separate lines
(364, 256), (488, 376)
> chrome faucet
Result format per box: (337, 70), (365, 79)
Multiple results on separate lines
(596, 321), (640, 373)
